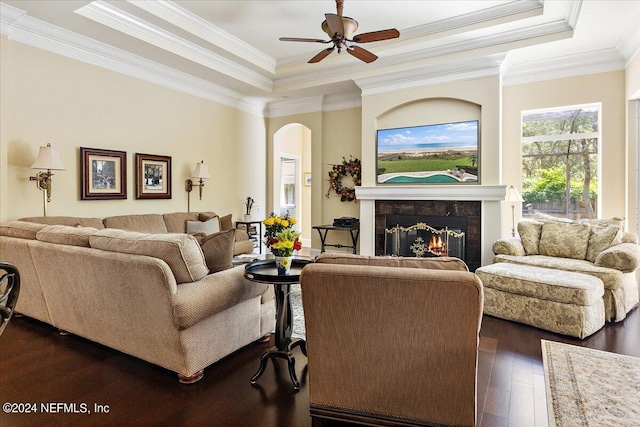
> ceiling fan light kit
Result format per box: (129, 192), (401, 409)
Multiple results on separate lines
(280, 0), (400, 64)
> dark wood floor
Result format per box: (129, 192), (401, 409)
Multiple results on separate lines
(1, 307), (639, 427)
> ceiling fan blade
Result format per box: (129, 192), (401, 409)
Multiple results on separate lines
(325, 13), (345, 37)
(347, 46), (378, 63)
(280, 37), (329, 43)
(308, 47), (335, 63)
(352, 28), (400, 43)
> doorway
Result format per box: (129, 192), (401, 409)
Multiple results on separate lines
(273, 124), (312, 246)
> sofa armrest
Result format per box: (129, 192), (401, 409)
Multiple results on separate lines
(492, 237), (526, 256)
(595, 243), (640, 273)
(171, 266), (269, 329)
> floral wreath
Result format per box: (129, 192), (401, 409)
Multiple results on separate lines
(326, 156), (361, 202)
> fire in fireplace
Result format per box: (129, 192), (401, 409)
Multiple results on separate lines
(385, 223), (465, 259)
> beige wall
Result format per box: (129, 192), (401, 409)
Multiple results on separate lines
(626, 53), (640, 233)
(503, 71), (628, 228)
(0, 35), (266, 223)
(267, 108), (361, 250)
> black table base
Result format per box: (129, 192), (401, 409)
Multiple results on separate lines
(245, 259), (311, 390)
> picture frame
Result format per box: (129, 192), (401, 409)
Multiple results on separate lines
(304, 172), (312, 187)
(376, 120), (480, 185)
(135, 153), (172, 199)
(80, 147), (127, 200)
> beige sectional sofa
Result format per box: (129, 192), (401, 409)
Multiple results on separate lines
(488, 217), (640, 325)
(19, 211), (255, 255)
(0, 214), (275, 383)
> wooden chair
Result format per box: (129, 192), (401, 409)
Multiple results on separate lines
(0, 261), (21, 337)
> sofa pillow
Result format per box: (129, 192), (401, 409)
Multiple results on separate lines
(162, 212), (200, 233)
(579, 216), (625, 230)
(219, 214), (233, 231)
(199, 229), (235, 273)
(103, 214), (168, 233)
(533, 212), (574, 223)
(0, 221), (47, 240)
(19, 216), (105, 229)
(36, 225), (98, 247)
(517, 220), (543, 255)
(89, 229), (208, 284)
(585, 224), (623, 263)
(595, 243), (640, 273)
(539, 221), (591, 260)
(186, 216), (220, 236)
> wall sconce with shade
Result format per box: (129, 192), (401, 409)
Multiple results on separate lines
(185, 161), (210, 212)
(505, 184), (524, 237)
(29, 143), (65, 217)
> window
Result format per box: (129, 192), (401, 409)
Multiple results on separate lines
(521, 104), (600, 220)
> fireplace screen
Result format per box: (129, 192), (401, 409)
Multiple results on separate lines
(385, 223), (465, 259)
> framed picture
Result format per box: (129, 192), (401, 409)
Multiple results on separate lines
(304, 172), (312, 186)
(376, 120), (480, 184)
(80, 147), (127, 200)
(135, 153), (172, 199)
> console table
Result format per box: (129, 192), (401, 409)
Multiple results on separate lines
(312, 225), (360, 254)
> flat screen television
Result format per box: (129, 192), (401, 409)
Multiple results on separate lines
(376, 120), (479, 184)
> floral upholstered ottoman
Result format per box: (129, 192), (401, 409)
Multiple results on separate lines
(476, 263), (605, 338)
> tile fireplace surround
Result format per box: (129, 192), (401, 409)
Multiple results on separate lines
(356, 185), (507, 269)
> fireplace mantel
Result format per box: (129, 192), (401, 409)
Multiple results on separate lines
(356, 185), (507, 267)
(356, 185), (507, 201)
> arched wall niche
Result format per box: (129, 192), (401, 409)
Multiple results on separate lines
(376, 97), (481, 133)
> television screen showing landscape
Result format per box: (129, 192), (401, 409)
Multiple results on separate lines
(376, 120), (479, 184)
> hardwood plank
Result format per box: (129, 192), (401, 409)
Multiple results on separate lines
(1, 307), (638, 426)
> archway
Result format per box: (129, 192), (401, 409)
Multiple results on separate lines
(273, 124), (312, 246)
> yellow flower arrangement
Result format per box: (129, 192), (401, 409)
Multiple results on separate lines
(263, 212), (301, 257)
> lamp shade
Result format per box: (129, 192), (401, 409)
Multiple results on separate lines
(31, 143), (65, 170)
(192, 161), (210, 179)
(505, 185), (524, 203)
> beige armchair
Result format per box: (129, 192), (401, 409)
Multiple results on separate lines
(300, 254), (484, 427)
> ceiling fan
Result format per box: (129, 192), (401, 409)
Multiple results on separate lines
(279, 0), (400, 64)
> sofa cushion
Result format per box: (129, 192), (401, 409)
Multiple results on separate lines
(19, 216), (105, 229)
(539, 221), (591, 260)
(89, 229), (208, 284)
(316, 253), (469, 271)
(585, 224), (623, 263)
(0, 221), (47, 240)
(198, 229), (235, 273)
(517, 220), (543, 255)
(187, 216), (220, 236)
(36, 225), (98, 247)
(163, 212), (200, 233)
(103, 214), (168, 233)
(476, 263), (603, 306)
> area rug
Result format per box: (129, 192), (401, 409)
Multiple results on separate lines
(290, 284), (305, 339)
(541, 339), (640, 426)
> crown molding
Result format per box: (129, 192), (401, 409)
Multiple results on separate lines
(265, 96), (324, 118)
(127, 0), (276, 74)
(0, 2), (265, 115)
(354, 55), (505, 96)
(0, 2), (24, 33)
(75, 1), (272, 92)
(564, 0), (583, 29)
(502, 48), (626, 86)
(264, 92), (362, 118)
(617, 4), (640, 63)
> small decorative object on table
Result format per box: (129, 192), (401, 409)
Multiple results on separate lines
(263, 212), (302, 275)
(244, 196), (254, 221)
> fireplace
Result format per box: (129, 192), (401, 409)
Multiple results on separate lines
(375, 200), (481, 271)
(385, 215), (466, 259)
